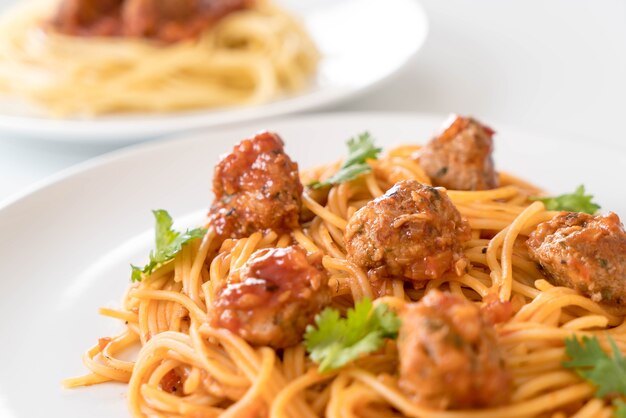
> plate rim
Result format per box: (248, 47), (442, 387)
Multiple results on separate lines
(2, 110), (624, 211)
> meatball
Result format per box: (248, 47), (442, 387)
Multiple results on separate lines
(52, 0), (250, 41)
(208, 131), (303, 239)
(121, 0), (250, 42)
(415, 115), (499, 191)
(344, 180), (471, 284)
(208, 246), (330, 348)
(53, 0), (122, 34)
(527, 212), (626, 305)
(122, 0), (197, 38)
(398, 290), (512, 409)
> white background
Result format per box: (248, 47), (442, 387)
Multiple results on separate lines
(0, 0), (625, 202)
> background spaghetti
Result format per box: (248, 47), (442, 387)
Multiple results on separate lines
(0, 0), (318, 116)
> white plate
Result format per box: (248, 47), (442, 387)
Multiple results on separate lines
(0, 0), (428, 143)
(0, 112), (623, 417)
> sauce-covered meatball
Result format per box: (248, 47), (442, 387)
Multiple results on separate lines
(398, 290), (512, 409)
(344, 180), (471, 284)
(208, 131), (303, 238)
(209, 246), (330, 348)
(53, 0), (250, 42)
(527, 212), (626, 305)
(54, 0), (122, 35)
(415, 115), (499, 191)
(122, 0), (250, 41)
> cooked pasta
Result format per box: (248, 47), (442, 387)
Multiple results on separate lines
(0, 0), (318, 116)
(64, 116), (626, 418)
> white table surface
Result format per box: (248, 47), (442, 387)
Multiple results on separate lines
(1, 0), (625, 203)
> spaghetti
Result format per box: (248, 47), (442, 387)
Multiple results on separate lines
(65, 119), (626, 418)
(0, 0), (318, 116)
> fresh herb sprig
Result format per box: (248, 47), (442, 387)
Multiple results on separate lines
(564, 335), (626, 397)
(131, 210), (207, 282)
(615, 399), (626, 418)
(304, 298), (400, 372)
(309, 132), (381, 189)
(531, 185), (600, 214)
(563, 335), (626, 417)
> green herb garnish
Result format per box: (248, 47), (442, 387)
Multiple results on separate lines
(563, 335), (626, 398)
(304, 298), (400, 372)
(309, 132), (381, 189)
(563, 335), (626, 417)
(531, 185), (600, 214)
(614, 399), (626, 418)
(131, 210), (206, 282)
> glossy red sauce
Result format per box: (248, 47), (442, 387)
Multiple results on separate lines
(160, 369), (182, 394)
(209, 246), (329, 348)
(216, 248), (319, 314)
(439, 114), (495, 140)
(98, 337), (112, 351)
(52, 0), (253, 42)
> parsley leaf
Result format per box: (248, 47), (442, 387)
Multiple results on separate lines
(613, 399), (626, 418)
(304, 298), (400, 372)
(309, 132), (381, 189)
(531, 185), (600, 214)
(131, 210), (207, 282)
(563, 335), (626, 398)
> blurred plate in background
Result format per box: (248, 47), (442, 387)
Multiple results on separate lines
(0, 0), (428, 143)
